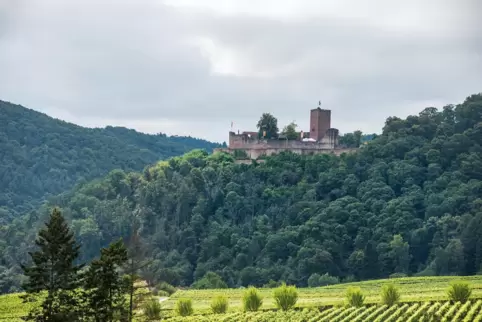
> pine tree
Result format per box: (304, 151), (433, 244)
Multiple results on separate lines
(21, 208), (83, 321)
(84, 239), (128, 322)
(124, 223), (151, 322)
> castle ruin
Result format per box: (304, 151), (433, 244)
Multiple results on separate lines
(215, 107), (355, 160)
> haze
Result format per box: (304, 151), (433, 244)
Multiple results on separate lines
(0, 0), (481, 142)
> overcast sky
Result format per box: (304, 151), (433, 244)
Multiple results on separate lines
(1, 0), (481, 142)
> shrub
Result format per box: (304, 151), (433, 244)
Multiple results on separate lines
(175, 298), (193, 316)
(243, 287), (263, 312)
(263, 279), (282, 288)
(273, 283), (298, 311)
(342, 275), (356, 284)
(156, 281), (177, 296)
(389, 273), (407, 279)
(307, 273), (322, 287)
(346, 287), (365, 307)
(143, 298), (162, 321)
(191, 272), (228, 289)
(156, 290), (170, 297)
(319, 273), (340, 286)
(447, 281), (472, 303)
(211, 295), (229, 314)
(381, 284), (400, 306)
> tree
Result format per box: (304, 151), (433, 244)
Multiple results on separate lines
(257, 113), (279, 139)
(191, 271), (228, 289)
(390, 235), (411, 274)
(21, 208), (83, 321)
(282, 122), (298, 140)
(84, 239), (128, 322)
(124, 223), (151, 322)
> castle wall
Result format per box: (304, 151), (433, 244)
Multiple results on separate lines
(215, 147), (357, 160)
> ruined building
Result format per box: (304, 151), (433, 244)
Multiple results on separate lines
(215, 107), (356, 160)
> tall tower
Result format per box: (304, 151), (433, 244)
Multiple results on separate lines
(310, 107), (331, 141)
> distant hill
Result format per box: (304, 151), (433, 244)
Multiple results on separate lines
(0, 100), (222, 218)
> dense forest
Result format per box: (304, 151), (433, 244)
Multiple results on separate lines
(0, 100), (222, 219)
(1, 93), (482, 294)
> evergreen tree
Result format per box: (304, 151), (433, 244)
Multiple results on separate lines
(21, 208), (82, 321)
(84, 239), (128, 322)
(124, 224), (150, 322)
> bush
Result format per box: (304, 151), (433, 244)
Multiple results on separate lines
(389, 273), (407, 279)
(447, 281), (472, 303)
(307, 273), (322, 287)
(381, 284), (400, 306)
(319, 273), (340, 286)
(191, 272), (228, 289)
(156, 281), (177, 296)
(211, 295), (229, 314)
(175, 298), (193, 316)
(273, 283), (298, 311)
(243, 287), (263, 312)
(156, 290), (170, 297)
(143, 298), (162, 321)
(263, 279), (282, 288)
(345, 287), (365, 307)
(342, 275), (356, 284)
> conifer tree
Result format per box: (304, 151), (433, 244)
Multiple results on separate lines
(124, 222), (151, 322)
(84, 239), (128, 322)
(21, 208), (82, 321)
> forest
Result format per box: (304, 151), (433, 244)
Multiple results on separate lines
(1, 93), (482, 295)
(0, 100), (222, 219)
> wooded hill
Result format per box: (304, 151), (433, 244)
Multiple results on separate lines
(0, 100), (221, 219)
(1, 93), (482, 294)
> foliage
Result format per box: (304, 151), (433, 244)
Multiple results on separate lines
(0, 99), (221, 218)
(20, 208), (83, 321)
(263, 280), (282, 288)
(381, 284), (400, 306)
(243, 287), (263, 312)
(257, 113), (279, 139)
(345, 287), (365, 307)
(308, 273), (339, 287)
(155, 282), (177, 296)
(143, 298), (162, 321)
(192, 272), (228, 290)
(282, 122), (299, 140)
(4, 276), (482, 320)
(175, 298), (193, 316)
(83, 238), (128, 322)
(210, 295), (228, 314)
(2, 93), (482, 293)
(273, 283), (298, 311)
(447, 281), (472, 303)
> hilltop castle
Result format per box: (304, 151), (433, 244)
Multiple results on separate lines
(215, 107), (355, 160)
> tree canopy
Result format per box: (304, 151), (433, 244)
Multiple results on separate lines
(1, 93), (482, 293)
(257, 113), (279, 139)
(0, 100), (221, 219)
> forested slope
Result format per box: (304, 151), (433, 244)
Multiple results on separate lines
(1, 93), (482, 294)
(0, 100), (221, 218)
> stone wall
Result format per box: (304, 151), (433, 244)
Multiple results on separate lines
(214, 146), (357, 160)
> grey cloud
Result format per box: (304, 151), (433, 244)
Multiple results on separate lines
(0, 0), (481, 141)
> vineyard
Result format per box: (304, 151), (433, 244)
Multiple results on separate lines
(161, 275), (482, 314)
(2, 276), (482, 321)
(163, 301), (482, 321)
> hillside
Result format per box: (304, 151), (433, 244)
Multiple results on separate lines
(0, 100), (222, 219)
(1, 93), (482, 294)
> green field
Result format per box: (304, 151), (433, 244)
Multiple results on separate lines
(2, 276), (482, 321)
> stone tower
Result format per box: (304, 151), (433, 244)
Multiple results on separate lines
(310, 107), (331, 141)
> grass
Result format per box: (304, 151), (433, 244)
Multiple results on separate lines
(3, 275), (482, 320)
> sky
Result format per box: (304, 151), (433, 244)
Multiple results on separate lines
(0, 0), (481, 143)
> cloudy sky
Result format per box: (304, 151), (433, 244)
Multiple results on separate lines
(1, 0), (481, 142)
